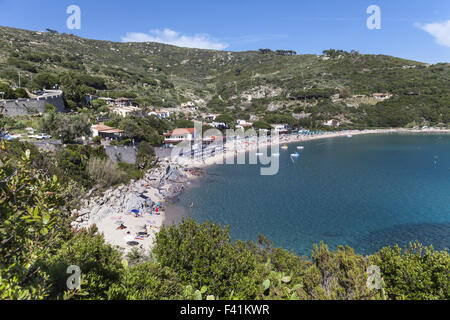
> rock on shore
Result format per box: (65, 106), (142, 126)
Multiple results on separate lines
(71, 159), (189, 251)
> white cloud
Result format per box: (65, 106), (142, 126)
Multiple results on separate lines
(121, 28), (228, 50)
(418, 20), (450, 48)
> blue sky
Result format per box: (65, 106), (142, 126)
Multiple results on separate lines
(0, 0), (449, 63)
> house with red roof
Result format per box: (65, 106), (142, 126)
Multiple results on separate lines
(164, 128), (195, 144)
(91, 124), (124, 139)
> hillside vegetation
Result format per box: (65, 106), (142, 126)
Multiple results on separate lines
(0, 26), (449, 128)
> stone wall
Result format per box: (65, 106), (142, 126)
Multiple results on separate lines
(28, 140), (62, 153)
(154, 147), (173, 160)
(104, 145), (138, 164)
(1, 90), (66, 116)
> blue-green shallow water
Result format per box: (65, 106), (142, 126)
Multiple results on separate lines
(169, 133), (450, 256)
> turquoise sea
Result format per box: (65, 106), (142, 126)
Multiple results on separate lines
(167, 133), (450, 256)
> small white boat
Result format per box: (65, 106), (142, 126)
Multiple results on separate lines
(297, 146), (304, 150)
(347, 135), (353, 138)
(281, 145), (289, 150)
(290, 152), (300, 158)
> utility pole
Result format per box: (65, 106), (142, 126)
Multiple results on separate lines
(18, 72), (21, 88)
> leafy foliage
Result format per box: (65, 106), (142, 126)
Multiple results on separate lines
(0, 149), (68, 299)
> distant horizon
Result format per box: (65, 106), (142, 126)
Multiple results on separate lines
(0, 0), (449, 64)
(1, 24), (445, 66)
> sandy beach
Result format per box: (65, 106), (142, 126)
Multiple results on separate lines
(73, 127), (450, 255)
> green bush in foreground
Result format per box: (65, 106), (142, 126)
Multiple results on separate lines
(1, 149), (449, 300)
(41, 226), (124, 300)
(372, 243), (450, 300)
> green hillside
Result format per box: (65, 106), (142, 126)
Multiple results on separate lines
(0, 26), (449, 128)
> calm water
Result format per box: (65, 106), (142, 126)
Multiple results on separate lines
(168, 133), (450, 256)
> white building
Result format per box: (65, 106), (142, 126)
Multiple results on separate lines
(270, 124), (290, 133)
(211, 122), (228, 129)
(323, 119), (341, 127)
(164, 128), (195, 144)
(113, 106), (141, 117)
(91, 124), (124, 139)
(149, 110), (171, 119)
(372, 93), (391, 100)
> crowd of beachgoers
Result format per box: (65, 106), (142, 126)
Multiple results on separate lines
(173, 127), (450, 168)
(71, 159), (202, 254)
(72, 127), (450, 255)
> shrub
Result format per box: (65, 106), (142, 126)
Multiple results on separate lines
(87, 157), (124, 187)
(136, 141), (155, 170)
(0, 150), (67, 299)
(42, 226), (124, 299)
(371, 242), (450, 300)
(107, 263), (183, 300)
(154, 218), (262, 299)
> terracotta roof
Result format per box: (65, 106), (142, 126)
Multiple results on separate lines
(172, 128), (195, 135)
(91, 124), (113, 131)
(91, 124), (123, 134)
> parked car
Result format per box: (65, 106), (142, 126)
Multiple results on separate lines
(31, 133), (52, 140)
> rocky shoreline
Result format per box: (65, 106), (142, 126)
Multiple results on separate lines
(71, 159), (199, 253)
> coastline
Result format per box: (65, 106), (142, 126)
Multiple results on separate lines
(73, 128), (450, 255)
(172, 127), (450, 170)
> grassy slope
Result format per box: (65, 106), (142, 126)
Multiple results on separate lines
(0, 26), (449, 125)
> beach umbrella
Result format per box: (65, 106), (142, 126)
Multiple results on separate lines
(127, 241), (139, 246)
(131, 209), (140, 214)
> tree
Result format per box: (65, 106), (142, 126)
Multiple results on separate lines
(32, 73), (59, 90)
(0, 150), (67, 299)
(154, 218), (262, 299)
(371, 242), (450, 300)
(14, 88), (29, 98)
(136, 142), (155, 170)
(175, 119), (195, 128)
(214, 114), (234, 127)
(0, 83), (16, 99)
(42, 226), (124, 300)
(252, 121), (272, 131)
(107, 263), (183, 300)
(40, 112), (91, 143)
